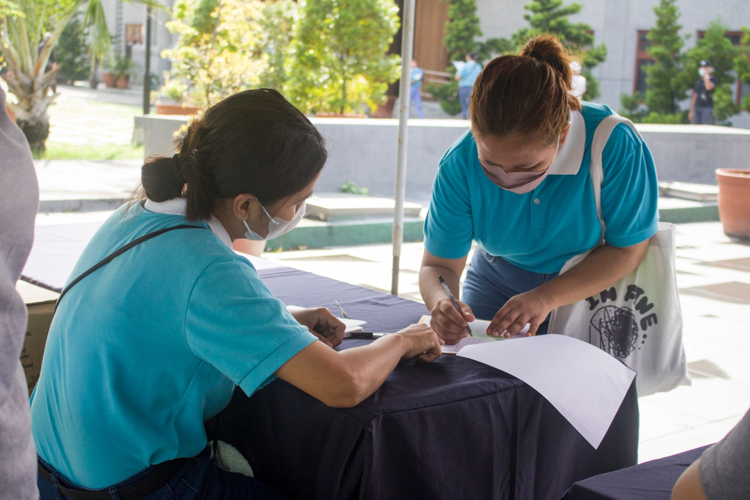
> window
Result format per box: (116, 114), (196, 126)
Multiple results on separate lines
(125, 24), (143, 45)
(633, 31), (654, 95)
(697, 31), (750, 105)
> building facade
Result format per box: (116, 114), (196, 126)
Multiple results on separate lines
(413, 0), (750, 113)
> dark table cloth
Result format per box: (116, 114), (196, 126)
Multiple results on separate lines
(561, 445), (709, 500)
(20, 222), (640, 500)
(215, 265), (640, 500)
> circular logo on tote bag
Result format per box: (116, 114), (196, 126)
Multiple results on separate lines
(585, 285), (659, 359)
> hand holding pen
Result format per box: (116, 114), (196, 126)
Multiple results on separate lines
(431, 276), (475, 345)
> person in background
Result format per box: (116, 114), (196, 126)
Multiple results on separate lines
(0, 88), (39, 499)
(569, 61), (586, 99)
(410, 58), (425, 119)
(456, 51), (482, 120)
(689, 60), (716, 125)
(671, 408), (750, 499)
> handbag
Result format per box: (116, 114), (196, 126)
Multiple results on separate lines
(548, 115), (691, 397)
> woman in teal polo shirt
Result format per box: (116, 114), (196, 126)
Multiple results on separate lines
(30, 89), (441, 499)
(420, 34), (659, 344)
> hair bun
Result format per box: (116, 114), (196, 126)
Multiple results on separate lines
(521, 34), (572, 89)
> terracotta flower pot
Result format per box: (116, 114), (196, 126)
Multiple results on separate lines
(102, 72), (117, 88)
(155, 103), (202, 116)
(371, 95), (396, 118)
(116, 75), (129, 89)
(716, 168), (750, 239)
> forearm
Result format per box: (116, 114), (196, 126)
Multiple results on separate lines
(537, 242), (649, 309)
(336, 334), (408, 403)
(419, 264), (461, 310)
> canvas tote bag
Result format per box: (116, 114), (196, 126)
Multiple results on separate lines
(548, 114), (691, 397)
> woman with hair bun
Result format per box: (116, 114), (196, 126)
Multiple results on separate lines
(30, 89), (441, 499)
(420, 34), (659, 343)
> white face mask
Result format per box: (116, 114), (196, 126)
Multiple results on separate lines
(699, 67), (707, 77)
(243, 200), (306, 241)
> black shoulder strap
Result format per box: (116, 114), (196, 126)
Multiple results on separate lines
(56, 225), (206, 311)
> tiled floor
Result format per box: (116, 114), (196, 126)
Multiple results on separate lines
(261, 222), (750, 463)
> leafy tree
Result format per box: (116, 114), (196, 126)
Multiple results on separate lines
(257, 0), (298, 91)
(498, 0), (607, 101)
(286, 0), (400, 115)
(0, 0), (116, 153)
(679, 19), (739, 124)
(642, 0), (687, 120)
(425, 0), (482, 116)
(161, 0), (268, 107)
(55, 16), (91, 84)
(736, 28), (750, 113)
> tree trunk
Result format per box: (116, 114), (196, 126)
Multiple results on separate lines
(18, 114), (51, 155)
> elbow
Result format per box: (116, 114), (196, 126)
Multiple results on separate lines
(320, 368), (370, 409)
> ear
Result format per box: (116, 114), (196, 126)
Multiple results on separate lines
(233, 194), (256, 222)
(558, 121), (572, 147)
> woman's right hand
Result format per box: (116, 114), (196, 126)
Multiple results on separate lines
(429, 298), (475, 345)
(395, 323), (443, 362)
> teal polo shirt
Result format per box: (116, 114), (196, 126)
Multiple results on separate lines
(30, 202), (316, 488)
(424, 103), (659, 274)
(457, 60), (482, 87)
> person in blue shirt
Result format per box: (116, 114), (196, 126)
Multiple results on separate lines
(455, 51), (482, 119)
(410, 58), (425, 119)
(420, 34), (658, 344)
(30, 89), (441, 499)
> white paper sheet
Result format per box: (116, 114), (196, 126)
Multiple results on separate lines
(419, 316), (530, 338)
(453, 61), (465, 73)
(458, 335), (636, 449)
(286, 305), (366, 336)
(440, 337), (497, 354)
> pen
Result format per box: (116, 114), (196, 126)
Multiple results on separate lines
(335, 301), (351, 320)
(438, 276), (472, 337)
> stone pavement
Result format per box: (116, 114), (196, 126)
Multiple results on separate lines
(46, 84), (142, 147)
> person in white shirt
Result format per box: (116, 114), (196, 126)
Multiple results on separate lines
(569, 61), (586, 99)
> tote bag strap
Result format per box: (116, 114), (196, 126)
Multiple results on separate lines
(55, 224), (206, 311)
(589, 114), (644, 240)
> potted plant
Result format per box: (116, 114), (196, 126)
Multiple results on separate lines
(155, 80), (201, 115)
(716, 168), (750, 239)
(113, 54), (137, 89)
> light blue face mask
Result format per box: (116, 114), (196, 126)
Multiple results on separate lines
(243, 199), (306, 241)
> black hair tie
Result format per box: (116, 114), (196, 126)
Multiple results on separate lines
(172, 153), (185, 182)
(529, 50), (545, 61)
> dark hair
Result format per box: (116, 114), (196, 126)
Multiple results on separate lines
(470, 34), (581, 145)
(140, 89), (327, 221)
(468, 51), (479, 61)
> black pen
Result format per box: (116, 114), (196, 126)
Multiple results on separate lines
(438, 276), (472, 337)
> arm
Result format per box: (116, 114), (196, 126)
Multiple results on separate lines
(487, 240), (649, 336)
(672, 459), (708, 500)
(689, 91), (697, 122)
(275, 323), (442, 408)
(704, 74), (715, 92)
(419, 250), (475, 344)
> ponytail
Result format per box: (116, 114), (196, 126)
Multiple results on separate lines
(137, 89), (327, 221)
(471, 34), (581, 145)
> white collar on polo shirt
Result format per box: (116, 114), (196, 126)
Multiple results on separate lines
(548, 110), (585, 176)
(143, 197), (233, 249)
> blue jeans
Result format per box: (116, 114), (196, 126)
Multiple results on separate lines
(692, 106), (714, 124)
(38, 447), (291, 500)
(459, 86), (472, 119)
(410, 85), (424, 119)
(462, 247), (560, 335)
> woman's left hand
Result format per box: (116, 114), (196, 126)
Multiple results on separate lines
(291, 307), (346, 348)
(486, 289), (556, 338)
